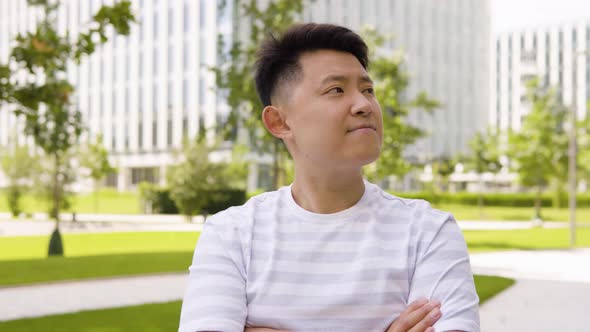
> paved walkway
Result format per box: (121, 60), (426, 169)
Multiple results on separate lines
(1, 218), (589, 330)
(0, 218), (575, 237)
(479, 279), (590, 332)
(0, 273), (187, 321)
(1, 248), (589, 331)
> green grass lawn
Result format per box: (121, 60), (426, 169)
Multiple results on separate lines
(474, 275), (515, 303)
(0, 231), (199, 261)
(0, 275), (514, 331)
(437, 203), (590, 222)
(0, 228), (587, 287)
(464, 227), (590, 252)
(0, 252), (194, 286)
(0, 189), (141, 215)
(2, 189), (590, 222)
(0, 232), (200, 286)
(0, 301), (183, 332)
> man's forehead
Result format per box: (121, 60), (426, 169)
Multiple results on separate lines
(298, 50), (370, 83)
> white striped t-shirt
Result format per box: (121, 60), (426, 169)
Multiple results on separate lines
(179, 181), (480, 332)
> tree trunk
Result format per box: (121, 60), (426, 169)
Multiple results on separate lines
(93, 179), (99, 213)
(478, 180), (484, 219)
(534, 185), (542, 221)
(49, 153), (64, 256)
(51, 152), (61, 223)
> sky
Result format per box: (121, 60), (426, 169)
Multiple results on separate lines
(492, 0), (590, 33)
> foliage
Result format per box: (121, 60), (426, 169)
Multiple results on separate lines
(507, 77), (568, 219)
(360, 26), (440, 182)
(214, 4), (439, 188)
(0, 142), (40, 217)
(578, 114), (590, 186)
(138, 182), (179, 214)
(430, 156), (457, 192)
(465, 128), (502, 174)
(462, 128), (503, 212)
(0, 0), (134, 228)
(48, 227), (64, 256)
(213, 0), (304, 189)
(395, 191), (590, 208)
(79, 133), (116, 212)
(79, 133), (116, 184)
(166, 137), (244, 218)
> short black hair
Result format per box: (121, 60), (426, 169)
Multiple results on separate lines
(254, 23), (369, 107)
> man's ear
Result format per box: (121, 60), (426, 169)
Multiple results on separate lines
(262, 105), (291, 139)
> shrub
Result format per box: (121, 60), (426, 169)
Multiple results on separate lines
(391, 191), (590, 208)
(139, 182), (247, 216)
(7, 186), (22, 217)
(138, 182), (179, 214)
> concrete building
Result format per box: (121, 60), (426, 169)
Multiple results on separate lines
(0, 0), (490, 192)
(492, 22), (589, 132)
(302, 0), (491, 163)
(0, 0), (232, 191)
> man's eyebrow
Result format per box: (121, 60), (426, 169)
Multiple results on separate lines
(319, 74), (374, 86)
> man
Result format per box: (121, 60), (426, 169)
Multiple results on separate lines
(179, 23), (480, 332)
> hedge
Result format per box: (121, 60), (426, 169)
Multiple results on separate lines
(390, 191), (590, 208)
(139, 183), (246, 216)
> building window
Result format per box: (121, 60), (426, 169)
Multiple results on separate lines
(152, 121), (157, 148)
(199, 79), (205, 105)
(124, 121), (129, 150)
(167, 118), (173, 147)
(168, 45), (173, 74)
(138, 120), (143, 149)
(183, 79), (188, 110)
(126, 52), (131, 81)
(168, 7), (173, 36)
(139, 53), (143, 79)
(183, 41), (190, 71)
(153, 47), (158, 75)
(153, 11), (158, 41)
(125, 87), (129, 114)
(199, 0), (206, 29)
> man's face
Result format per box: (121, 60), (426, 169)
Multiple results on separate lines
(280, 49), (383, 171)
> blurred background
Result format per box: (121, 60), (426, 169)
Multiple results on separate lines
(0, 0), (588, 331)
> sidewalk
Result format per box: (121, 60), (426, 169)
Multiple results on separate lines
(479, 279), (590, 332)
(0, 273), (188, 321)
(0, 220), (203, 236)
(0, 217), (574, 237)
(1, 249), (590, 331)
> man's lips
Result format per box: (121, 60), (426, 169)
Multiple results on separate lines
(347, 124), (376, 132)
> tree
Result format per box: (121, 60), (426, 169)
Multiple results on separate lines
(578, 114), (590, 188)
(508, 77), (568, 220)
(213, 0), (304, 190)
(214, 2), (439, 189)
(167, 137), (235, 220)
(464, 128), (502, 214)
(0, 140), (40, 217)
(79, 133), (116, 213)
(431, 156), (456, 193)
(361, 27), (440, 183)
(0, 0), (135, 256)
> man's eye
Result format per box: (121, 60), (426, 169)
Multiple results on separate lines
(326, 87), (344, 94)
(364, 87), (375, 94)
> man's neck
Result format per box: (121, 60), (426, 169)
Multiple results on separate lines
(290, 170), (365, 214)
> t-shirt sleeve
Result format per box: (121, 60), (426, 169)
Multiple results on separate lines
(178, 220), (248, 332)
(407, 212), (480, 332)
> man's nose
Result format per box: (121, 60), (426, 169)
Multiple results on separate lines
(351, 92), (372, 116)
